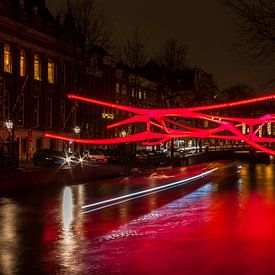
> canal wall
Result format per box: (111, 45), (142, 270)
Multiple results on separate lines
(173, 150), (270, 167)
(1, 150), (271, 191)
(173, 150), (234, 167)
(0, 164), (126, 192)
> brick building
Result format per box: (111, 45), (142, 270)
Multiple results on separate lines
(0, 0), (117, 160)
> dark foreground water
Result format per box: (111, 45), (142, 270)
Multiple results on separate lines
(0, 160), (275, 274)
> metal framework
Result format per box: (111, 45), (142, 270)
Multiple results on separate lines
(45, 93), (275, 155)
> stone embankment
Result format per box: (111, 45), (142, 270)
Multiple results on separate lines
(0, 164), (127, 191)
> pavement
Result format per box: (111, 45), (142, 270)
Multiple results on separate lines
(0, 162), (129, 192)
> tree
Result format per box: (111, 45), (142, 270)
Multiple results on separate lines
(121, 27), (146, 69)
(155, 37), (188, 71)
(221, 84), (252, 117)
(153, 38), (189, 108)
(117, 27), (147, 155)
(223, 83), (252, 101)
(69, 0), (113, 50)
(119, 27), (147, 103)
(220, 0), (275, 62)
(153, 38), (189, 157)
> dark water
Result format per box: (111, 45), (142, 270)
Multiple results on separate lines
(0, 161), (275, 274)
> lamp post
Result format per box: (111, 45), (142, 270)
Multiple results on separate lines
(5, 119), (14, 158)
(5, 120), (13, 136)
(74, 126), (80, 153)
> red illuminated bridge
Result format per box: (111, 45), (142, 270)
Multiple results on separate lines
(45, 93), (275, 156)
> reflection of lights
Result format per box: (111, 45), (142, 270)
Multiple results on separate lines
(82, 168), (218, 214)
(63, 187), (73, 230)
(0, 198), (18, 275)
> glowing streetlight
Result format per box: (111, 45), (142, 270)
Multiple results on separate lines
(5, 120), (13, 132)
(74, 126), (80, 135)
(120, 130), (126, 137)
(73, 126), (81, 153)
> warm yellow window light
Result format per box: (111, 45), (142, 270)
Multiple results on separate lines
(20, 49), (26, 77)
(34, 53), (41, 80)
(48, 58), (55, 84)
(4, 44), (12, 73)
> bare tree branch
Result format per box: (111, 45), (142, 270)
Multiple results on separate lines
(121, 27), (146, 69)
(221, 0), (275, 62)
(69, 0), (113, 50)
(155, 37), (188, 71)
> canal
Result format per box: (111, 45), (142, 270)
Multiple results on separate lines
(0, 160), (275, 274)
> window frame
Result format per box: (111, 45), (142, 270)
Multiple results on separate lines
(33, 53), (41, 81)
(4, 44), (12, 73)
(19, 49), (26, 77)
(47, 58), (55, 84)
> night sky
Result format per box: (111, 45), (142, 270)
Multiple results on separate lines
(46, 0), (273, 90)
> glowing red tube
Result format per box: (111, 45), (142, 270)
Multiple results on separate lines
(44, 93), (275, 156)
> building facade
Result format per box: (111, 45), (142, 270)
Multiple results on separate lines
(0, 0), (119, 160)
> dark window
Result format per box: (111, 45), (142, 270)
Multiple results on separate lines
(49, 139), (56, 150)
(36, 137), (42, 151)
(21, 138), (27, 154)
(47, 98), (52, 128)
(60, 63), (66, 86)
(33, 96), (39, 127)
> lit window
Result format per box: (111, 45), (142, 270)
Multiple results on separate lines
(20, 49), (26, 77)
(116, 83), (120, 93)
(34, 53), (41, 81)
(267, 122), (272, 136)
(242, 124), (246, 135)
(48, 58), (55, 84)
(122, 84), (127, 94)
(4, 44), (12, 73)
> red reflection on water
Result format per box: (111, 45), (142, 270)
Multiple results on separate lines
(80, 163), (275, 274)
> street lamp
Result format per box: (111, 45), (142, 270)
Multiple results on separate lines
(73, 126), (81, 153)
(74, 126), (81, 135)
(5, 119), (16, 164)
(120, 130), (126, 137)
(5, 120), (13, 134)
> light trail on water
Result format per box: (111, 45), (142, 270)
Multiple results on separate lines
(81, 168), (217, 214)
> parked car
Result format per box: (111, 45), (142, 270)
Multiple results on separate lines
(136, 150), (158, 160)
(83, 149), (108, 164)
(100, 149), (120, 163)
(33, 149), (67, 167)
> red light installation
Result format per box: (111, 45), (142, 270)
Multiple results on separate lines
(45, 93), (275, 155)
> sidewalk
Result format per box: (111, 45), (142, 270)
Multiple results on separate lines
(0, 163), (128, 192)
